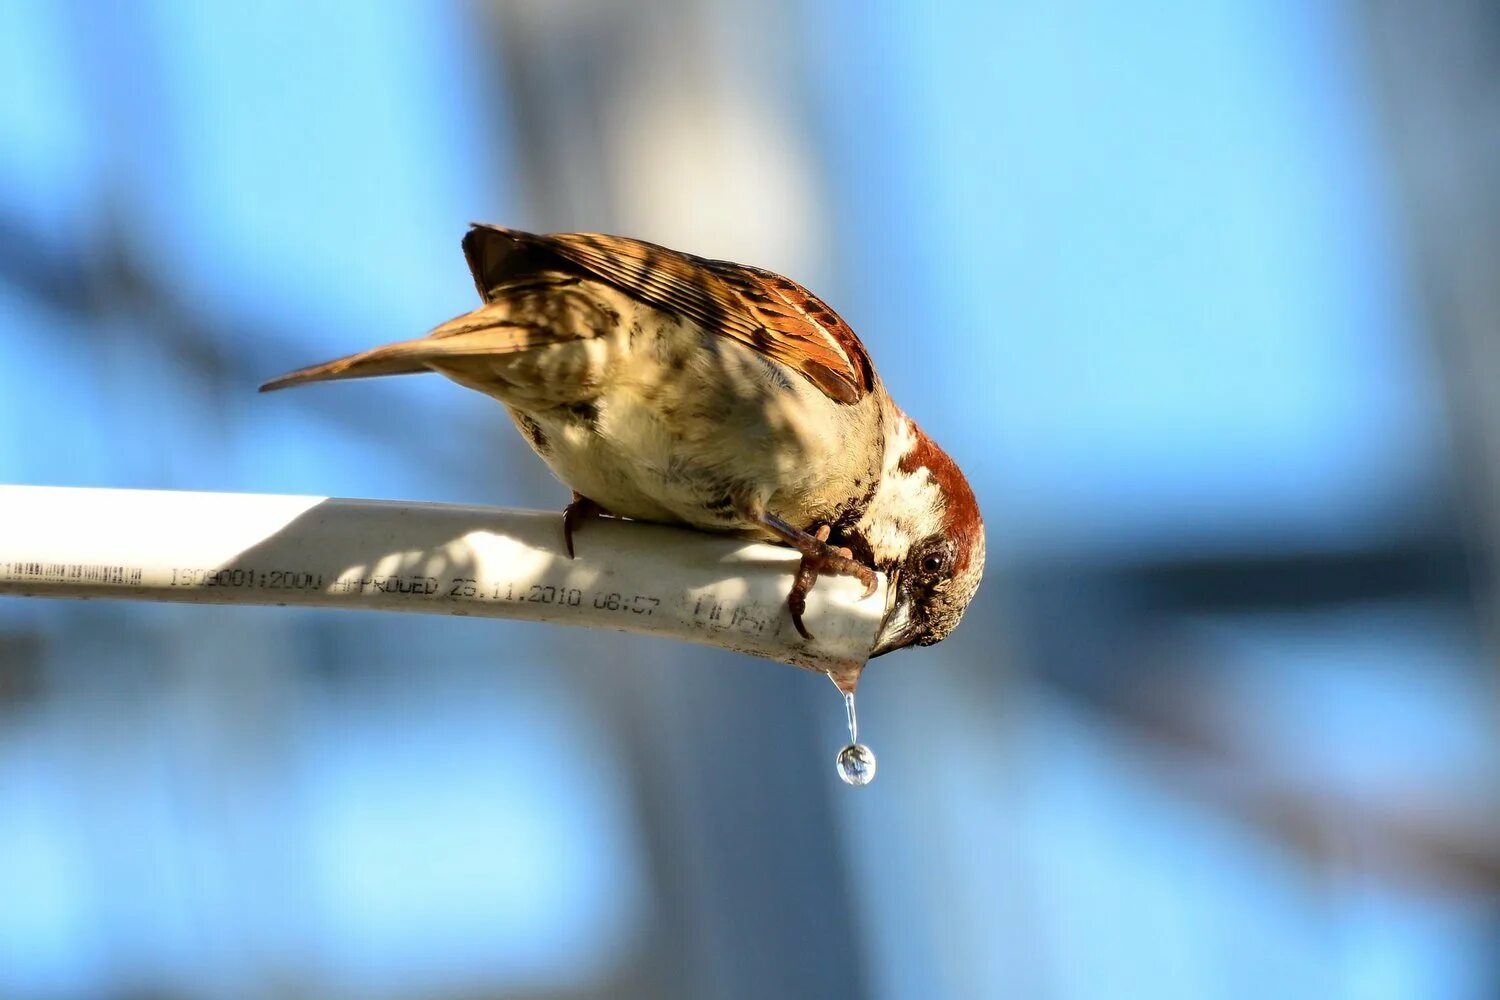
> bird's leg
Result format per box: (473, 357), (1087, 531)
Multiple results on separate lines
(753, 511), (879, 641)
(562, 491), (608, 559)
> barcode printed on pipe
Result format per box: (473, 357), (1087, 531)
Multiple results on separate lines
(1, 562), (144, 586)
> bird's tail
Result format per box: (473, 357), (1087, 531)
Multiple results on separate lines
(258, 304), (565, 393)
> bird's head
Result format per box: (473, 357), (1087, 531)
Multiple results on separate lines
(852, 417), (985, 657)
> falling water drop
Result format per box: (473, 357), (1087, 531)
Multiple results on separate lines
(835, 742), (878, 786)
(830, 677), (877, 785)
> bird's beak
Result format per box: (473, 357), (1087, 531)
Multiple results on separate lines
(869, 569), (912, 658)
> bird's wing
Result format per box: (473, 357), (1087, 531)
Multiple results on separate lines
(467, 225), (877, 406)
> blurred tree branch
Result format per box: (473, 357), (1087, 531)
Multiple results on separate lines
(0, 206), (510, 485)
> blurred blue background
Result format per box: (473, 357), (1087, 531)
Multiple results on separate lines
(2, 2), (1498, 998)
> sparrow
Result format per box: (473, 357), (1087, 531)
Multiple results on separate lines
(261, 225), (984, 656)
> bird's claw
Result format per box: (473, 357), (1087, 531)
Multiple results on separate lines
(786, 524), (879, 640)
(561, 492), (605, 559)
(743, 511), (880, 641)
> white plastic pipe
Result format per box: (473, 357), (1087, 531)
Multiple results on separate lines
(0, 485), (884, 684)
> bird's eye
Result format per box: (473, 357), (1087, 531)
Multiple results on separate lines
(920, 552), (947, 575)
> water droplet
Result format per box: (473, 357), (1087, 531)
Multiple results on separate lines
(836, 743), (878, 785)
(828, 672), (876, 784)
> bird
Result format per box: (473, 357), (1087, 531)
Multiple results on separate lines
(260, 225), (984, 656)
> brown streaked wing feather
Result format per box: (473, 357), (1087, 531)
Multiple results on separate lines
(702, 259), (876, 404)
(498, 228), (875, 405)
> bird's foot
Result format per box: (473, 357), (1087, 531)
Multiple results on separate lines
(562, 492), (608, 558)
(754, 512), (878, 641)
